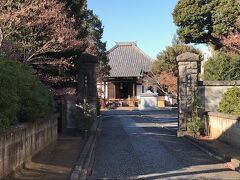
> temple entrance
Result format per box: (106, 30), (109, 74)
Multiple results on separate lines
(100, 42), (152, 103)
(116, 82), (133, 99)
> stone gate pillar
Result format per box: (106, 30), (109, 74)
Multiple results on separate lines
(77, 53), (98, 103)
(176, 52), (201, 136)
(77, 53), (98, 121)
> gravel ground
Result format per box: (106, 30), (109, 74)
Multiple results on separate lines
(90, 109), (240, 180)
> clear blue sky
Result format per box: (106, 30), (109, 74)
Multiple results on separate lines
(88, 0), (206, 59)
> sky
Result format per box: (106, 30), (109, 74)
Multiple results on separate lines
(87, 0), (207, 59)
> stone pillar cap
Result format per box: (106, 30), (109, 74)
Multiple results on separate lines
(176, 52), (200, 62)
(80, 52), (98, 64)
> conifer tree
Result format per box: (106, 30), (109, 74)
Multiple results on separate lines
(173, 0), (240, 51)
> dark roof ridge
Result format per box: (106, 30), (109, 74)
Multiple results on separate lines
(115, 42), (137, 46)
(107, 41), (137, 54)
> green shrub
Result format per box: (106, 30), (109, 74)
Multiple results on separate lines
(218, 87), (240, 115)
(203, 51), (240, 81)
(69, 99), (94, 133)
(186, 91), (202, 135)
(17, 78), (54, 123)
(0, 57), (54, 131)
(79, 99), (94, 131)
(187, 116), (202, 135)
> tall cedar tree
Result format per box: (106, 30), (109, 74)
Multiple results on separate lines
(173, 0), (240, 52)
(64, 0), (110, 83)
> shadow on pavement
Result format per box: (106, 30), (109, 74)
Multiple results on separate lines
(13, 138), (84, 180)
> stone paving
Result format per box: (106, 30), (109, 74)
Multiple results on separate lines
(13, 138), (84, 180)
(90, 109), (240, 179)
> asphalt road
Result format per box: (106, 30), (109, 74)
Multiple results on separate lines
(90, 109), (240, 180)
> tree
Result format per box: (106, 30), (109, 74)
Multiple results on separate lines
(150, 38), (201, 96)
(151, 43), (201, 74)
(0, 0), (110, 96)
(221, 32), (240, 55)
(59, 1), (110, 93)
(85, 10), (110, 80)
(143, 70), (178, 97)
(0, 0), (84, 62)
(60, 1), (110, 90)
(158, 71), (178, 96)
(0, 0), (85, 96)
(0, 0), (109, 133)
(173, 0), (240, 49)
(203, 51), (240, 80)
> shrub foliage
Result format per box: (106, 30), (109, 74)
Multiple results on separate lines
(203, 51), (240, 81)
(187, 91), (202, 135)
(218, 87), (240, 115)
(69, 98), (94, 136)
(0, 57), (54, 131)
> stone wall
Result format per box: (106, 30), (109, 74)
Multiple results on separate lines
(198, 81), (240, 112)
(0, 116), (57, 179)
(208, 112), (240, 148)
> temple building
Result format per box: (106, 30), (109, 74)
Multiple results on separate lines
(100, 42), (152, 105)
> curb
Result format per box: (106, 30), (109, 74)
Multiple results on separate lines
(184, 135), (240, 172)
(184, 135), (227, 162)
(69, 116), (102, 180)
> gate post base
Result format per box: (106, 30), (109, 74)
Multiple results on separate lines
(177, 130), (194, 137)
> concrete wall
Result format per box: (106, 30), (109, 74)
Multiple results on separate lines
(0, 116), (57, 179)
(198, 81), (240, 112)
(208, 112), (240, 148)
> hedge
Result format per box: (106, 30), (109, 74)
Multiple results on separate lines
(203, 51), (240, 81)
(218, 87), (240, 115)
(0, 57), (54, 131)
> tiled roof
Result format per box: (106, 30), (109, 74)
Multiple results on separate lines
(107, 42), (152, 78)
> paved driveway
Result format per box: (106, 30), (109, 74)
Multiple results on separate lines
(90, 109), (240, 179)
